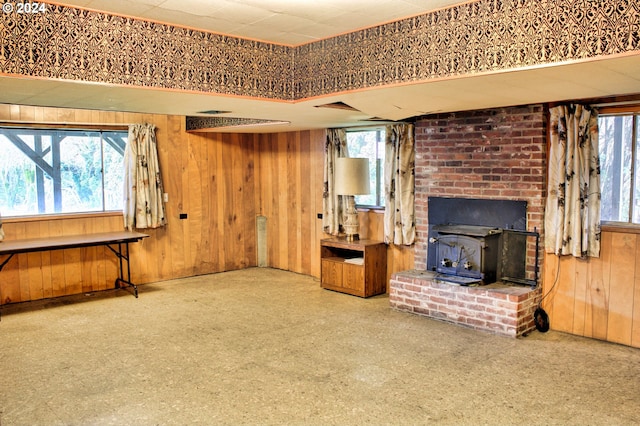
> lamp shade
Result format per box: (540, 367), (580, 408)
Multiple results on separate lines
(334, 157), (371, 195)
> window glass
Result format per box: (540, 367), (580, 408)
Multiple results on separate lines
(346, 129), (385, 207)
(599, 115), (633, 222)
(0, 127), (126, 217)
(102, 132), (126, 211)
(635, 118), (640, 224)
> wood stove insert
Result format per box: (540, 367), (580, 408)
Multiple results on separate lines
(430, 224), (502, 285)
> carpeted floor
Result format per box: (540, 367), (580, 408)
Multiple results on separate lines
(1, 267), (639, 425)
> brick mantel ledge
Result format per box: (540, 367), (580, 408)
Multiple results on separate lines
(389, 270), (542, 338)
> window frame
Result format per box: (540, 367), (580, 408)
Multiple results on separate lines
(598, 105), (640, 229)
(0, 124), (128, 219)
(345, 127), (385, 209)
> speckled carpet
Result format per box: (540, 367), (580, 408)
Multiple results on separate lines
(1, 268), (639, 425)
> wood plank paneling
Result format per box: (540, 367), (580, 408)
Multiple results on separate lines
(187, 131), (206, 275)
(549, 254), (577, 334)
(543, 229), (640, 348)
(287, 132), (300, 272)
(208, 133), (222, 271)
(585, 231), (611, 340)
(165, 115), (185, 277)
(633, 240), (640, 347)
(572, 257), (589, 336)
(277, 134), (289, 271)
(242, 135), (257, 269)
(606, 233), (636, 345)
(48, 219), (67, 297)
(15, 222), (31, 301)
(299, 131), (312, 275)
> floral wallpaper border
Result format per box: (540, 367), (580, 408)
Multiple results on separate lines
(0, 0), (638, 103)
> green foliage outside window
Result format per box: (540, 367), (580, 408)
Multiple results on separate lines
(346, 129), (385, 207)
(0, 127), (126, 217)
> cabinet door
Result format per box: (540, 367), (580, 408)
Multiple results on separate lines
(321, 259), (343, 287)
(342, 263), (365, 293)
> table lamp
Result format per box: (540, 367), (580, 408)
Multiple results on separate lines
(334, 157), (370, 241)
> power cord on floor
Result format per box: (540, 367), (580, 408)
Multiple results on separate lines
(533, 254), (561, 332)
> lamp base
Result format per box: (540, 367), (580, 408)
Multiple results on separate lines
(343, 232), (360, 242)
(343, 209), (360, 242)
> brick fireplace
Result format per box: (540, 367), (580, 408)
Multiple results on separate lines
(390, 105), (546, 337)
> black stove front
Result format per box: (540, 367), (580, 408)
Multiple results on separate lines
(426, 197), (534, 286)
(430, 224), (502, 285)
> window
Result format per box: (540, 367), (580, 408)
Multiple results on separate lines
(0, 127), (126, 217)
(598, 113), (640, 224)
(346, 129), (385, 207)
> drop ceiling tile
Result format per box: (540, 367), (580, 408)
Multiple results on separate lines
(214, 2), (275, 25)
(229, 22), (294, 43)
(192, 16), (245, 35)
(288, 23), (346, 42)
(156, 0), (227, 16)
(401, 0), (467, 11)
(252, 13), (318, 33)
(59, 0), (92, 6)
(83, 0), (161, 15)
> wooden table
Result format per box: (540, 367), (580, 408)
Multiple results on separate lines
(0, 231), (149, 306)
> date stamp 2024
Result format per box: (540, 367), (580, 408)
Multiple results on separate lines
(2, 2), (47, 14)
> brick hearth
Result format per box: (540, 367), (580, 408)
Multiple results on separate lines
(390, 270), (542, 338)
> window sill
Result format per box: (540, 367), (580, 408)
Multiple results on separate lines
(2, 211), (122, 223)
(601, 222), (640, 234)
(356, 206), (385, 213)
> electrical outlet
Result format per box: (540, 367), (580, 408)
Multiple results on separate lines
(163, 193), (169, 202)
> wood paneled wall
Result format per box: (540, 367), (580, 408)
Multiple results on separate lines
(0, 105), (259, 304)
(256, 131), (325, 277)
(0, 104), (413, 305)
(543, 229), (640, 348)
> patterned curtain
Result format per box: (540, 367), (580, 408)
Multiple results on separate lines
(322, 129), (351, 236)
(545, 104), (601, 258)
(123, 123), (167, 231)
(384, 123), (415, 245)
(0, 211), (4, 242)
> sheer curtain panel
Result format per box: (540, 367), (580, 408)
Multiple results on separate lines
(545, 104), (601, 258)
(123, 123), (167, 231)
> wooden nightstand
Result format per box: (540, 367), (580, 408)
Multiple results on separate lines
(320, 238), (387, 297)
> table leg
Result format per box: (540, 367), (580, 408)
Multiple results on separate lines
(106, 242), (138, 298)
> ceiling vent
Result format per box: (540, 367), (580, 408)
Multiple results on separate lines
(314, 102), (361, 112)
(186, 116), (289, 131)
(197, 110), (231, 115)
(360, 117), (389, 122)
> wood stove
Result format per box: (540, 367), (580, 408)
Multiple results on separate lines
(430, 224), (502, 285)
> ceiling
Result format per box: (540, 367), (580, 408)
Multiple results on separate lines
(2, 1), (640, 132)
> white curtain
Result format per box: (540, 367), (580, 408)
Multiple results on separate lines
(0, 211), (4, 241)
(123, 123), (167, 231)
(545, 104), (601, 258)
(322, 129), (352, 236)
(384, 123), (415, 245)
